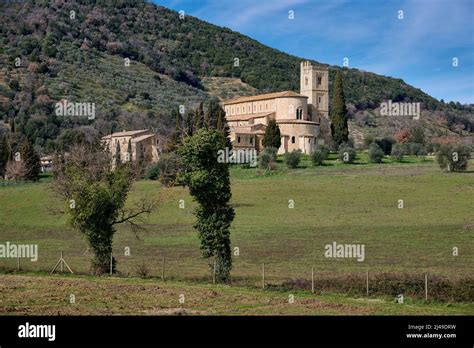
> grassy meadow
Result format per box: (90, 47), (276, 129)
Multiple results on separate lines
(0, 154), (473, 313)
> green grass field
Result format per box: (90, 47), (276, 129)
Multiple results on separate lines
(0, 154), (473, 313)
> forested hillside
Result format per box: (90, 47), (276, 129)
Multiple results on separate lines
(0, 0), (472, 154)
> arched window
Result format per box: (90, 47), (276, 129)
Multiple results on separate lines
(317, 76), (322, 85)
(296, 107), (303, 120)
(291, 136), (296, 144)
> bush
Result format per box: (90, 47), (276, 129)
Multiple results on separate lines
(144, 162), (160, 180)
(311, 145), (329, 166)
(391, 144), (405, 162)
(436, 144), (471, 172)
(157, 152), (182, 186)
(284, 149), (302, 168)
(338, 146), (356, 164)
(375, 137), (395, 155)
(259, 147), (277, 170)
(368, 143), (384, 163)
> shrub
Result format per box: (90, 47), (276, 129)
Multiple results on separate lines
(259, 147), (277, 170)
(436, 144), (470, 172)
(363, 134), (374, 149)
(284, 149), (302, 168)
(144, 162), (160, 180)
(391, 144), (405, 162)
(368, 143), (384, 163)
(311, 144), (329, 166)
(375, 137), (395, 155)
(135, 260), (150, 279)
(338, 145), (356, 164)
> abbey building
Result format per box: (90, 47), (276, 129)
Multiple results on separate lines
(223, 61), (330, 154)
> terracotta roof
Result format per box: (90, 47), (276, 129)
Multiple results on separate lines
(102, 129), (149, 139)
(226, 112), (274, 121)
(276, 119), (319, 125)
(224, 91), (307, 105)
(132, 134), (155, 143)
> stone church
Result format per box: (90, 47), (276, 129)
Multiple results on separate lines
(223, 61), (330, 154)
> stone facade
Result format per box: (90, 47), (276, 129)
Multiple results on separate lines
(102, 129), (161, 166)
(223, 61), (330, 154)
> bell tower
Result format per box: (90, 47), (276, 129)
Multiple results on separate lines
(300, 61), (330, 141)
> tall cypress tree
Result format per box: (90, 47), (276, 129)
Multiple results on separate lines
(262, 119), (281, 149)
(20, 138), (40, 181)
(194, 102), (205, 132)
(127, 139), (132, 162)
(0, 135), (9, 177)
(115, 141), (121, 164)
(166, 109), (182, 152)
(330, 71), (349, 145)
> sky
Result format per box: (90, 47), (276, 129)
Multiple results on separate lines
(155, 0), (474, 104)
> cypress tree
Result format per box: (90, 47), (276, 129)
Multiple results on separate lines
(20, 138), (40, 181)
(194, 102), (205, 131)
(330, 71), (349, 145)
(115, 141), (121, 164)
(0, 135), (9, 177)
(127, 139), (132, 161)
(262, 119), (281, 149)
(166, 110), (182, 152)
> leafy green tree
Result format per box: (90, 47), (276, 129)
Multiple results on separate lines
(436, 144), (470, 172)
(375, 137), (395, 155)
(179, 129), (235, 282)
(409, 126), (425, 144)
(20, 138), (41, 181)
(258, 147), (277, 170)
(330, 71), (349, 145)
(262, 119), (281, 149)
(368, 143), (384, 163)
(391, 144), (405, 162)
(53, 143), (155, 274)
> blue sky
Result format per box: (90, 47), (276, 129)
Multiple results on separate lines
(155, 0), (474, 104)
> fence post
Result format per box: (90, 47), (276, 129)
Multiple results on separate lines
(311, 267), (314, 294)
(366, 270), (369, 297)
(161, 255), (165, 280)
(60, 251), (64, 272)
(262, 263), (265, 289)
(213, 259), (216, 284)
(425, 274), (428, 301)
(109, 252), (113, 276)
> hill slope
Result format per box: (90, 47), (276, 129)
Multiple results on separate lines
(0, 0), (472, 152)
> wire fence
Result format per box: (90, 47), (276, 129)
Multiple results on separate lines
(1, 249), (473, 303)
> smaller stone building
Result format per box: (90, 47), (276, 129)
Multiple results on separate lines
(102, 129), (161, 165)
